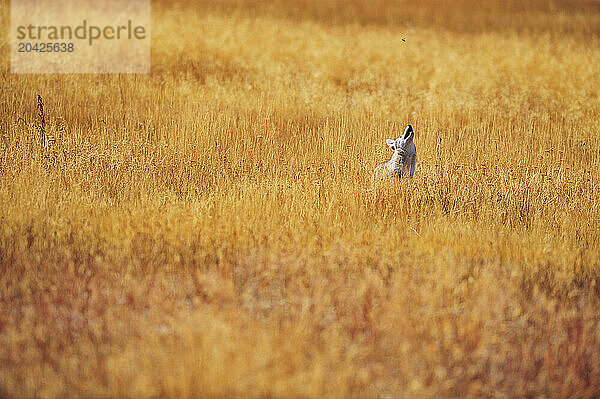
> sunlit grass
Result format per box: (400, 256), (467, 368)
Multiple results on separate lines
(1, 1), (600, 397)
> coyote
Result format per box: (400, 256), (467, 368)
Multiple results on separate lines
(372, 124), (416, 186)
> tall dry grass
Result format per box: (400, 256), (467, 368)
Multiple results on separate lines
(1, 0), (600, 397)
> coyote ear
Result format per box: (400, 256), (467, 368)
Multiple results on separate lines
(386, 139), (396, 150)
(403, 125), (414, 139)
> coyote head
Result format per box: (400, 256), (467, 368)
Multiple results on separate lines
(386, 124), (415, 155)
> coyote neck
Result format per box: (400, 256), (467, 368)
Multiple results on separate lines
(388, 151), (404, 171)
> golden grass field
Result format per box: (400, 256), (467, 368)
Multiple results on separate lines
(1, 0), (600, 397)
